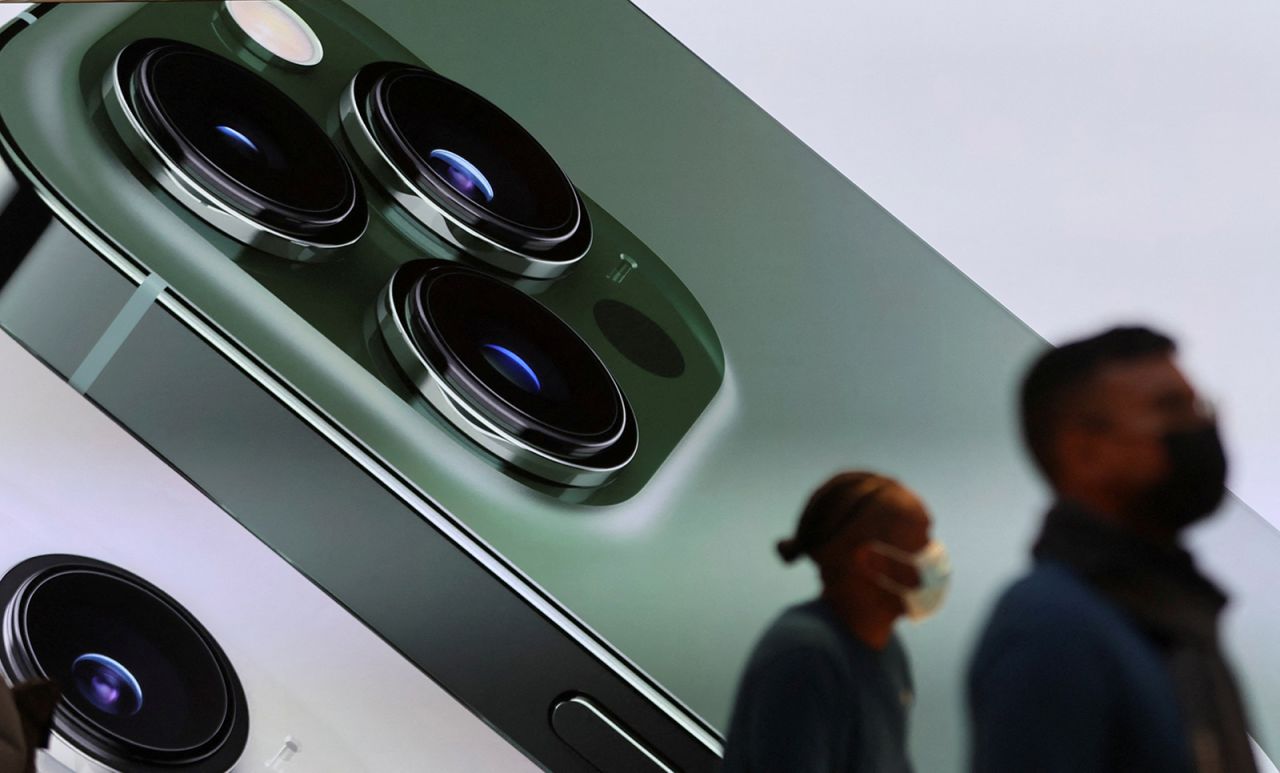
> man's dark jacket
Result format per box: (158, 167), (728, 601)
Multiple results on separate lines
(968, 501), (1257, 773)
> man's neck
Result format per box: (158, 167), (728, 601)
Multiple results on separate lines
(1055, 492), (1181, 549)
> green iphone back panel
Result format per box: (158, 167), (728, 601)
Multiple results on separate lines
(1, 1), (1275, 768)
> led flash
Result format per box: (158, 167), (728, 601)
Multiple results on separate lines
(225, 1), (322, 68)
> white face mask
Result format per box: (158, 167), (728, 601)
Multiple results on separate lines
(869, 539), (952, 621)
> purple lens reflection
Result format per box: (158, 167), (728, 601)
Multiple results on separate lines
(428, 149), (494, 204)
(72, 653), (143, 716)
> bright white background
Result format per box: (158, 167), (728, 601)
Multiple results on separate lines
(631, 0), (1280, 535)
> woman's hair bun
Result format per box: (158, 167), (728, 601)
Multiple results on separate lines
(776, 537), (804, 563)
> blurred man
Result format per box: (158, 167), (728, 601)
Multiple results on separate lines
(723, 471), (950, 773)
(968, 326), (1257, 772)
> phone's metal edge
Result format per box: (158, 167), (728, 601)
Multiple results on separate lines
(0, 141), (727, 757)
(153, 293), (725, 748)
(0, 7), (724, 756)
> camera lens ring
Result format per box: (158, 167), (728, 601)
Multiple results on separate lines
(342, 63), (591, 278)
(71, 653), (145, 717)
(366, 65), (578, 240)
(406, 261), (625, 454)
(107, 38), (367, 258)
(377, 260), (638, 486)
(0, 555), (249, 770)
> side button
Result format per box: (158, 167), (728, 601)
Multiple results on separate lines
(551, 695), (675, 773)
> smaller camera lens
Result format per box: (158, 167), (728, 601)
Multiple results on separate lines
(72, 654), (142, 716)
(428, 149), (494, 205)
(481, 343), (541, 395)
(0, 556), (249, 769)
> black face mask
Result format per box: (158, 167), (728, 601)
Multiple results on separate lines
(1135, 422), (1228, 529)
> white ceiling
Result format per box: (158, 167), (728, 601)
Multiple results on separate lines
(633, 0), (1280, 535)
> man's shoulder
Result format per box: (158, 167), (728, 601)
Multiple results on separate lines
(973, 561), (1151, 666)
(993, 561), (1122, 627)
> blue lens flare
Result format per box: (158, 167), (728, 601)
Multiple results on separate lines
(216, 125), (260, 154)
(72, 653), (143, 716)
(429, 149), (495, 204)
(481, 344), (541, 394)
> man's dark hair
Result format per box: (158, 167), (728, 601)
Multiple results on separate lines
(1020, 326), (1175, 482)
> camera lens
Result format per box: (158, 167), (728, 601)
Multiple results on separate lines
(346, 63), (591, 276)
(72, 654), (143, 716)
(114, 39), (365, 250)
(381, 261), (637, 484)
(0, 556), (248, 769)
(411, 263), (623, 453)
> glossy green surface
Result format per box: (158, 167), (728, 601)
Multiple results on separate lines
(78, 1), (721, 505)
(1, 1), (1275, 768)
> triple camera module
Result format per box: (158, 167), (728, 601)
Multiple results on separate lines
(0, 1), (725, 769)
(0, 555), (248, 771)
(103, 14), (686, 490)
